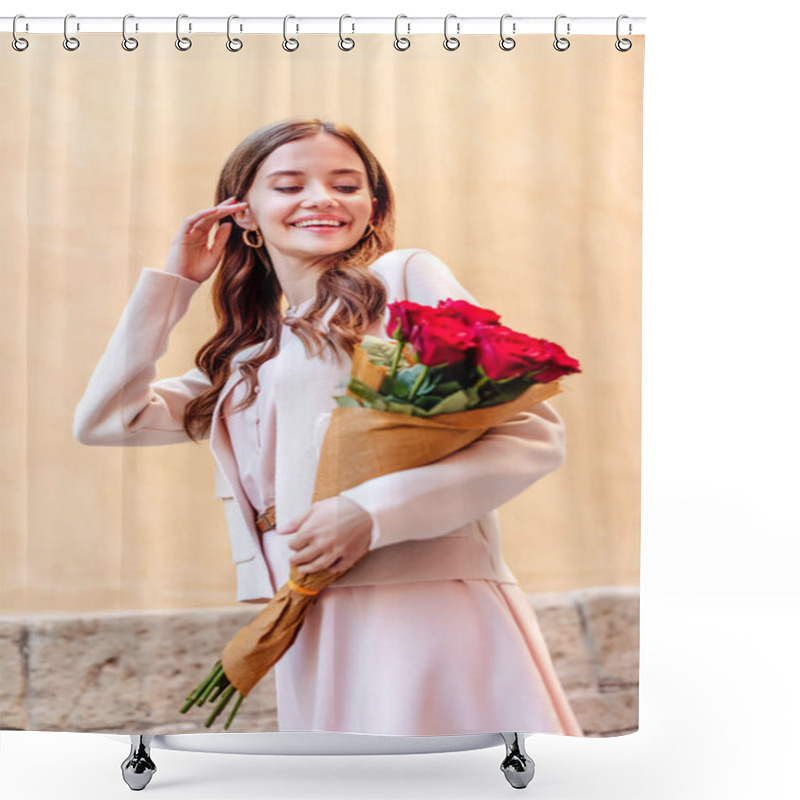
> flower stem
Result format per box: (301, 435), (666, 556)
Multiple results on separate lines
(180, 658), (247, 728)
(197, 664), (226, 706)
(208, 682), (225, 702)
(195, 660), (222, 695)
(205, 684), (237, 728)
(181, 660), (223, 713)
(389, 338), (405, 379)
(408, 365), (429, 401)
(224, 692), (246, 730)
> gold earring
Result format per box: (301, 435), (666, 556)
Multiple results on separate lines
(243, 228), (264, 248)
(358, 222), (375, 242)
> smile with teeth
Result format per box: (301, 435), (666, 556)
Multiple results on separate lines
(291, 219), (347, 228)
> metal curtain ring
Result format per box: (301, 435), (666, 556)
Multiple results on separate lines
(553, 14), (570, 51)
(615, 14), (632, 51)
(443, 14), (460, 51)
(394, 14), (411, 51)
(283, 15), (299, 51)
(175, 14), (192, 51)
(227, 15), (243, 51)
(339, 15), (355, 51)
(499, 14), (516, 51)
(63, 13), (80, 51)
(12, 14), (29, 51)
(122, 14), (139, 51)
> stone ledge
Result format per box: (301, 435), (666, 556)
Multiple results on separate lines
(0, 621), (27, 730)
(530, 586), (640, 737)
(1, 586), (638, 736)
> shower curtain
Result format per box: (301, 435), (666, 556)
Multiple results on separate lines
(0, 29), (643, 738)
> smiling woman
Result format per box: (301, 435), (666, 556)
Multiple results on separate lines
(71, 116), (583, 739)
(233, 135), (379, 308)
(155, 119), (399, 445)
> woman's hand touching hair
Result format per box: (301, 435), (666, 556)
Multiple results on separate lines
(164, 196), (249, 284)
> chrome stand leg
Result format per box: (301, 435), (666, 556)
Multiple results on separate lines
(121, 735), (157, 791)
(500, 732), (535, 789)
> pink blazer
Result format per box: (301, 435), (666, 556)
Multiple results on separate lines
(73, 249), (566, 603)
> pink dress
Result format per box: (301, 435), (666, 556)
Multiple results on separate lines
(223, 300), (583, 737)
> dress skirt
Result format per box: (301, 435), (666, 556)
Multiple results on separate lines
(273, 578), (584, 736)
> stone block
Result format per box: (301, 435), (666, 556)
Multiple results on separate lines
(576, 588), (639, 688)
(23, 608), (277, 732)
(528, 594), (595, 691)
(0, 620), (27, 729)
(567, 687), (639, 737)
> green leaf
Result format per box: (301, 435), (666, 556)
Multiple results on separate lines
(427, 390), (472, 415)
(347, 379), (389, 410)
(415, 395), (441, 411)
(394, 363), (426, 388)
(386, 401), (418, 414)
(334, 395), (362, 408)
(360, 336), (411, 368)
(416, 375), (437, 396)
(382, 376), (410, 398)
(434, 380), (464, 396)
(479, 382), (528, 407)
(464, 386), (482, 406)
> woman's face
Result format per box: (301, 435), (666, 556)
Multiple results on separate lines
(238, 133), (378, 270)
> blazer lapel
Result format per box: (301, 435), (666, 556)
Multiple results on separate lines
(208, 342), (270, 558)
(273, 300), (353, 531)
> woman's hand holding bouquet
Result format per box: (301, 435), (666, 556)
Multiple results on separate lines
(277, 495), (374, 575)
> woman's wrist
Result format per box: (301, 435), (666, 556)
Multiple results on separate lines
(163, 268), (202, 285)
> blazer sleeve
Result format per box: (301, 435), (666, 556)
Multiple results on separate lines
(338, 249), (567, 551)
(73, 268), (211, 446)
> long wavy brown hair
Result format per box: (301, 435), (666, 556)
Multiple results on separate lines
(182, 118), (396, 442)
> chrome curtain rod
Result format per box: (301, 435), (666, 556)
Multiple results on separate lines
(1, 15), (646, 36)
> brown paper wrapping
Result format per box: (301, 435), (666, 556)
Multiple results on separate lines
(313, 379), (564, 500)
(221, 379), (563, 696)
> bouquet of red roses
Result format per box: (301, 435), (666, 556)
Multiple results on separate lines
(339, 298), (581, 416)
(180, 298), (580, 729)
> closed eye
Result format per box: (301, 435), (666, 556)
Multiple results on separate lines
(274, 186), (360, 193)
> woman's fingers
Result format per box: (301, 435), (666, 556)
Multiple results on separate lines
(277, 507), (314, 537)
(164, 198), (248, 280)
(186, 200), (247, 237)
(208, 222), (232, 263)
(295, 552), (339, 574)
(180, 197), (245, 229)
(289, 536), (339, 568)
(289, 537), (324, 561)
(292, 548), (322, 570)
(179, 203), (229, 231)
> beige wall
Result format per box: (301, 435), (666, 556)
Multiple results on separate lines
(0, 33), (643, 613)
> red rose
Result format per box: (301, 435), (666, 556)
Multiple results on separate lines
(386, 301), (431, 340)
(474, 324), (581, 382)
(435, 298), (502, 327)
(408, 316), (477, 367)
(528, 340), (582, 382)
